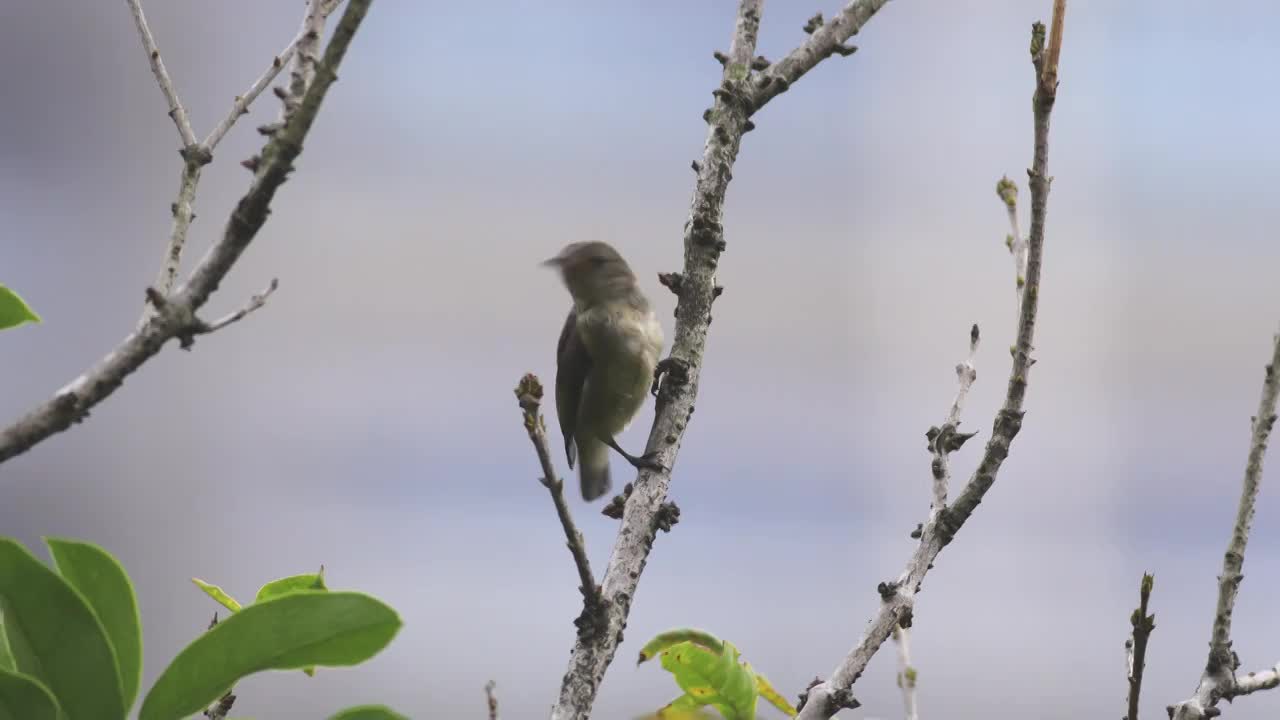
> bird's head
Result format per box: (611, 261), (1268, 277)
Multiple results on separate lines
(542, 241), (638, 305)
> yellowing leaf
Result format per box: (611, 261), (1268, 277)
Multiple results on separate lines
(641, 628), (798, 720)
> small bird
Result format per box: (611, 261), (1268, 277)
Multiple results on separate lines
(543, 241), (666, 501)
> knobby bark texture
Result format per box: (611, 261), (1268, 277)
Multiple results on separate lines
(204, 0), (345, 151)
(1168, 331), (1280, 720)
(0, 0), (373, 465)
(929, 324), (979, 512)
(136, 0), (344, 323)
(514, 375), (604, 624)
(795, 4), (1066, 717)
(547, 2), (890, 718)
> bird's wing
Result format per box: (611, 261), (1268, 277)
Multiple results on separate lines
(555, 307), (591, 469)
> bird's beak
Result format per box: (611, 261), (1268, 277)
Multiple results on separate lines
(540, 253), (564, 268)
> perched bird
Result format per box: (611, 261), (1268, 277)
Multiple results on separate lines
(543, 241), (666, 501)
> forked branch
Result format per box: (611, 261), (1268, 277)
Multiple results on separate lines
(796, 3), (1067, 717)
(513, 374), (605, 638)
(545, 2), (890, 718)
(138, 0), (343, 320)
(1168, 330), (1280, 720)
(0, 0), (374, 464)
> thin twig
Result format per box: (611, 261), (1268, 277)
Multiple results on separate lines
(547, 2), (888, 718)
(1125, 573), (1155, 720)
(203, 0), (344, 150)
(290, 0), (328, 105)
(892, 624), (919, 720)
(196, 278), (280, 337)
(140, 0), (342, 325)
(796, 5), (1067, 716)
(128, 0), (204, 323)
(141, 155), (208, 322)
(946, 324), (981, 428)
(514, 374), (603, 623)
(996, 176), (1027, 299)
(126, 0), (197, 147)
(1169, 330), (1280, 720)
(748, 0), (891, 110)
(928, 324), (980, 511)
(0, 0), (375, 465)
(484, 680), (499, 720)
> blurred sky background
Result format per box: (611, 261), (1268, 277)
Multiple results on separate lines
(3, 0), (1280, 718)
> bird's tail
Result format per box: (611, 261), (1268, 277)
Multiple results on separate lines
(577, 438), (611, 501)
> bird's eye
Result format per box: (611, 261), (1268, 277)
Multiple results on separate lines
(590, 256), (608, 266)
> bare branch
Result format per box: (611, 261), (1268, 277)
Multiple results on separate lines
(127, 0), (206, 320)
(204, 0), (344, 150)
(126, 0), (197, 147)
(1169, 330), (1280, 720)
(187, 277), (280, 340)
(1125, 573), (1155, 720)
(996, 176), (1028, 298)
(892, 624), (919, 720)
(796, 6), (1067, 717)
(289, 0), (328, 110)
(513, 374), (604, 633)
(927, 324), (979, 511)
(1041, 0), (1067, 90)
(546, 2), (893, 714)
(141, 0), (343, 326)
(141, 154), (209, 323)
(485, 680), (499, 720)
(1233, 663), (1280, 697)
(947, 324), (981, 428)
(1210, 338), (1280, 655)
(0, 0), (374, 465)
(748, 0), (890, 111)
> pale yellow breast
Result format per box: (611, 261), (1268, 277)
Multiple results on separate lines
(576, 305), (663, 431)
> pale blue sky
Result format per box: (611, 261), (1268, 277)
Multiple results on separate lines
(2, 1), (1280, 718)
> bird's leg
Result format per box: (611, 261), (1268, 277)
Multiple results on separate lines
(601, 435), (665, 472)
(651, 356), (691, 397)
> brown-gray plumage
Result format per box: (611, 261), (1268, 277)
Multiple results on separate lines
(544, 241), (665, 501)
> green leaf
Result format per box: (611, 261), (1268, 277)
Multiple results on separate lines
(0, 669), (60, 720)
(254, 570), (327, 677)
(656, 642), (751, 719)
(254, 569), (326, 603)
(192, 578), (243, 613)
(638, 629), (724, 665)
(327, 705), (410, 720)
(0, 617), (13, 671)
(198, 570), (330, 679)
(0, 286), (39, 331)
(649, 695), (713, 719)
(140, 590), (401, 720)
(45, 538), (143, 712)
(641, 629), (797, 720)
(0, 539), (126, 720)
(754, 672), (796, 717)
